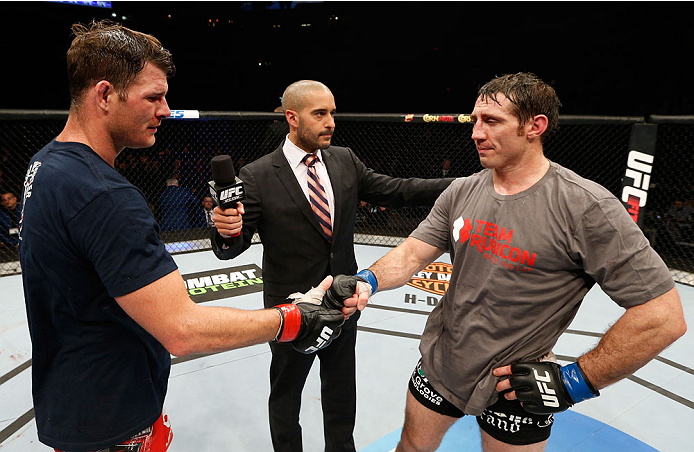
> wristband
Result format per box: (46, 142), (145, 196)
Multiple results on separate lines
(272, 308), (284, 342)
(560, 361), (600, 404)
(273, 305), (301, 342)
(355, 269), (378, 294)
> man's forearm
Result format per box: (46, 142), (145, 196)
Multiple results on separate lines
(369, 237), (444, 292)
(116, 270), (281, 357)
(577, 287), (687, 390)
(170, 304), (281, 356)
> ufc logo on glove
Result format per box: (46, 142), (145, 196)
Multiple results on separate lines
(532, 369), (560, 409)
(305, 326), (335, 353)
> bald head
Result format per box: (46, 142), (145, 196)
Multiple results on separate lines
(282, 80), (336, 152)
(282, 80), (332, 112)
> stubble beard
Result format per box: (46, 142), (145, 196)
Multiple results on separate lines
(297, 124), (331, 151)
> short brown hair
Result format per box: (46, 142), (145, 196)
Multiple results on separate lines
(66, 20), (175, 108)
(478, 73), (561, 140)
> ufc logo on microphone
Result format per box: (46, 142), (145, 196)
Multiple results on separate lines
(305, 326), (334, 353)
(220, 185), (244, 202)
(533, 369), (560, 408)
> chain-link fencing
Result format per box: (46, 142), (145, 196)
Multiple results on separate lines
(1, 111), (692, 286)
(645, 116), (694, 285)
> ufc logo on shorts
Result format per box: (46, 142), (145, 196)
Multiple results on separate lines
(533, 369), (560, 408)
(305, 326), (334, 353)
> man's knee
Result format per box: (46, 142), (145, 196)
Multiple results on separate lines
(397, 424), (445, 452)
(480, 428), (548, 452)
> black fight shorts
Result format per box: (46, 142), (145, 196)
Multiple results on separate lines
(408, 359), (554, 445)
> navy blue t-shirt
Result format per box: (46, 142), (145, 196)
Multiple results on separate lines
(18, 140), (178, 451)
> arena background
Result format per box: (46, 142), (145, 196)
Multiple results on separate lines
(1, 110), (693, 287)
(0, 0), (693, 285)
(2, 1), (694, 116)
(1, 3), (694, 451)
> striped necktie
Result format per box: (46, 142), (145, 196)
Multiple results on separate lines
(302, 153), (332, 241)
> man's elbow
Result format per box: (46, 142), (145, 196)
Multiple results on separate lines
(657, 305), (687, 347)
(665, 292), (688, 343)
(157, 319), (200, 358)
(651, 287), (688, 346)
(162, 339), (196, 358)
(668, 315), (687, 344)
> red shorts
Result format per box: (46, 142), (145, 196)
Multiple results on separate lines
(54, 411), (173, 452)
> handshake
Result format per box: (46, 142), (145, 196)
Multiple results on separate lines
(273, 274), (373, 354)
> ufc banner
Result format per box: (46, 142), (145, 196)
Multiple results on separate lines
(620, 123), (658, 228)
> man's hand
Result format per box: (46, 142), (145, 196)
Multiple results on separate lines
(274, 276), (346, 354)
(322, 274), (364, 318)
(494, 361), (599, 415)
(340, 270), (376, 315)
(213, 202), (244, 237)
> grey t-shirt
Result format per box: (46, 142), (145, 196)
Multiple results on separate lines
(410, 161), (674, 415)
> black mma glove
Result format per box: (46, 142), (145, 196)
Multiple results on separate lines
(273, 284), (345, 354)
(322, 270), (377, 311)
(509, 361), (600, 415)
(323, 274), (365, 309)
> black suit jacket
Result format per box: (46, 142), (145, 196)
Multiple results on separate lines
(212, 144), (453, 327)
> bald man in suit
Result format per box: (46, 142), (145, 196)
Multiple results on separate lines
(212, 80), (454, 451)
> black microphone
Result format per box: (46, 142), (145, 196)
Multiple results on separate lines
(209, 155), (246, 237)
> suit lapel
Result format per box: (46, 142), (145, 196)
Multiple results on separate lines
(271, 146), (329, 240)
(322, 147), (342, 236)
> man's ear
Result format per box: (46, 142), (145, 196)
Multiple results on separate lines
(285, 109), (299, 128)
(94, 80), (115, 111)
(527, 114), (548, 141)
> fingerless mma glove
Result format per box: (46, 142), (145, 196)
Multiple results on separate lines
(273, 303), (345, 354)
(509, 361), (600, 415)
(322, 273), (373, 310)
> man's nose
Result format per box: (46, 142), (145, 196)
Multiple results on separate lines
(471, 121), (485, 141)
(158, 97), (171, 119)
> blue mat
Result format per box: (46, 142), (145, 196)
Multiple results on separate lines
(360, 410), (657, 451)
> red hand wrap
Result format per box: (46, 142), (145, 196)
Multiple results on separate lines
(276, 304), (302, 342)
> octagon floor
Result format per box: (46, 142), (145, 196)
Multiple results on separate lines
(1, 244), (693, 451)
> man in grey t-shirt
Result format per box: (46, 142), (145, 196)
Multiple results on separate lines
(338, 73), (687, 451)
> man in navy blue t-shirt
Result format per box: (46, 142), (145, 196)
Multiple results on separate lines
(19, 20), (350, 452)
